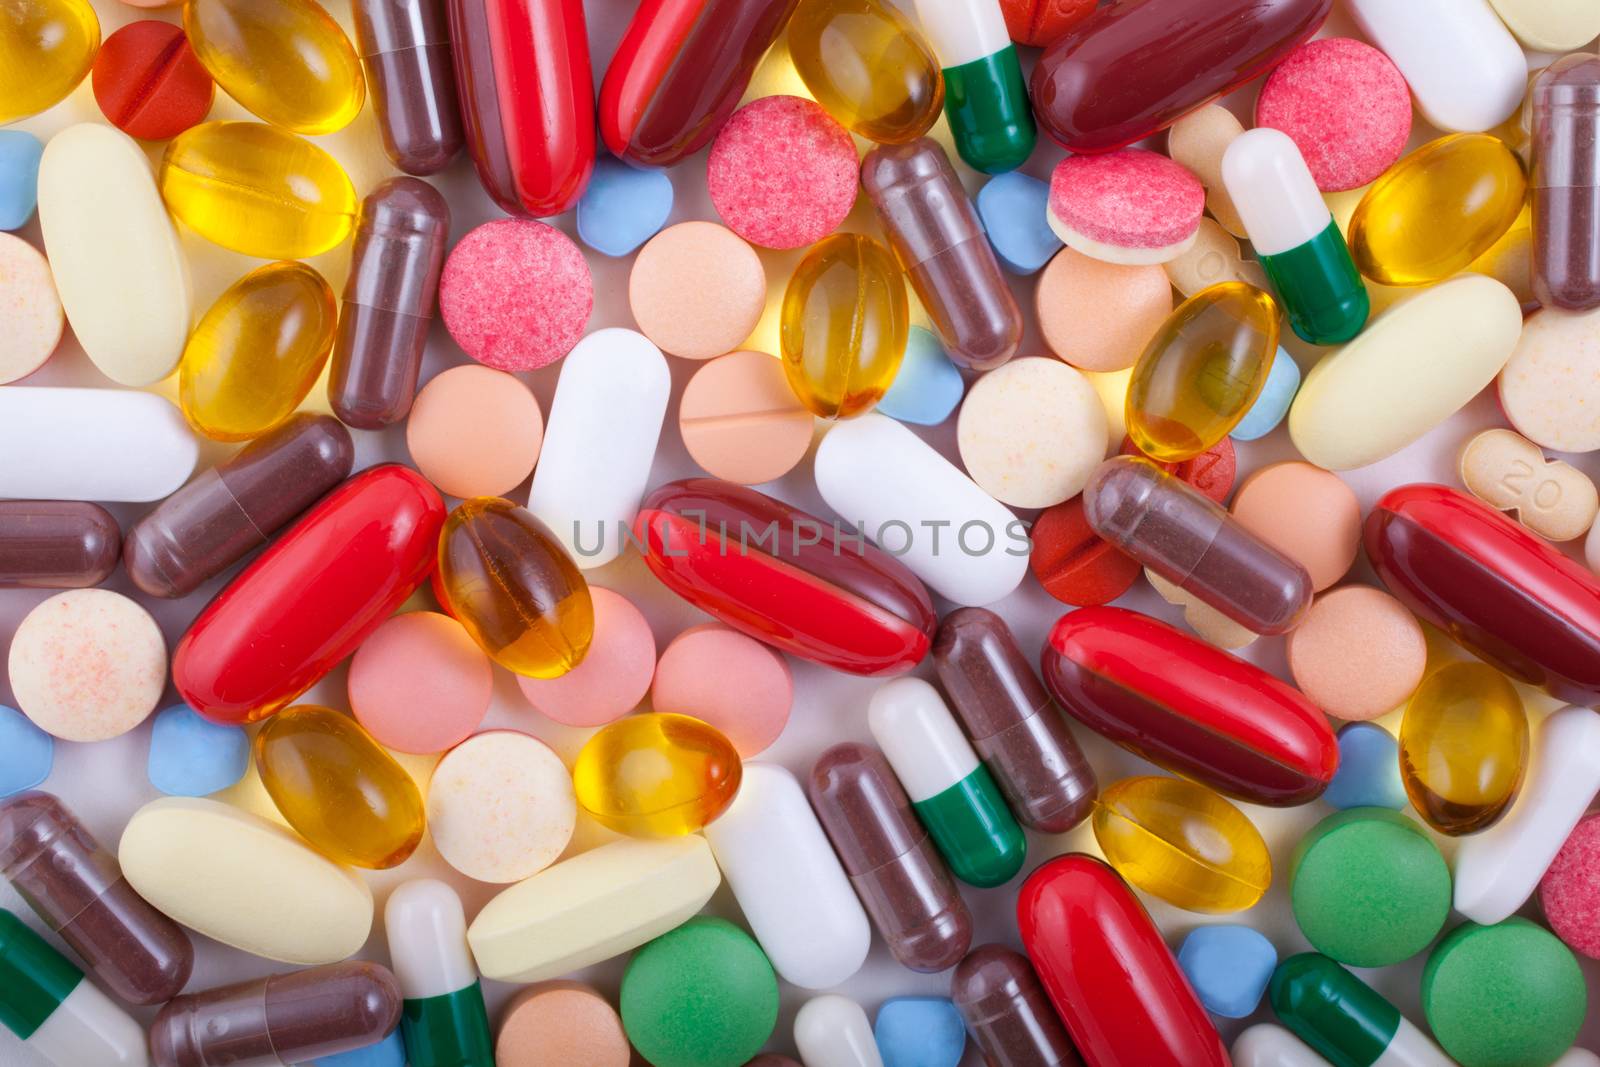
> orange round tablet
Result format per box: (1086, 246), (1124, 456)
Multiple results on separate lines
(406, 365), (543, 499)
(629, 221), (766, 360)
(679, 350), (814, 484)
(1230, 461), (1361, 592)
(1286, 586), (1427, 721)
(1036, 247), (1171, 372)
(497, 981), (630, 1067)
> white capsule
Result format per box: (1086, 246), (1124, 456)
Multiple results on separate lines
(1221, 129), (1331, 258)
(794, 994), (885, 1067)
(384, 879), (477, 1000)
(867, 677), (979, 803)
(1555, 1049), (1600, 1067)
(27, 979), (149, 1067)
(912, 0), (1008, 69)
(1232, 1024), (1334, 1067)
(0, 388), (198, 502)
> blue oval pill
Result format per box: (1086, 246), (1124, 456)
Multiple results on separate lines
(0, 705), (52, 797)
(578, 156), (675, 258)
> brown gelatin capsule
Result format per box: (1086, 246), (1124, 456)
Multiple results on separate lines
(0, 790), (193, 1005)
(352, 0), (464, 175)
(933, 607), (1097, 833)
(124, 413), (355, 599)
(151, 961), (402, 1067)
(952, 944), (1085, 1067)
(1532, 53), (1600, 311)
(328, 178), (451, 429)
(809, 743), (973, 973)
(0, 501), (120, 588)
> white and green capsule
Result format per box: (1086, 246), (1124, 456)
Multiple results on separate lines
(1271, 954), (1451, 1067)
(0, 909), (147, 1067)
(910, 0), (1034, 173)
(385, 880), (494, 1067)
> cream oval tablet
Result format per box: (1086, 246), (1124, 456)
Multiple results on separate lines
(118, 796), (374, 965)
(956, 357), (1108, 509)
(1460, 429), (1599, 542)
(36, 124), (191, 387)
(0, 387), (198, 501)
(1488, 0), (1600, 52)
(1288, 275), (1523, 470)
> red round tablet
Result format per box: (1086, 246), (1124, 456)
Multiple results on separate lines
(439, 219), (593, 372)
(1119, 436), (1237, 503)
(1030, 497), (1141, 607)
(91, 21), (214, 141)
(706, 95), (859, 250)
(999, 0), (1096, 47)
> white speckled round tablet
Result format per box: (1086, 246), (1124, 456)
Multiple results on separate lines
(1498, 305), (1600, 454)
(0, 233), (63, 384)
(956, 357), (1109, 508)
(429, 731), (577, 884)
(8, 589), (166, 742)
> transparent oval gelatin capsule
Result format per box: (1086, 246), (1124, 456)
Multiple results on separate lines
(1399, 661), (1528, 835)
(788, 0), (943, 144)
(0, 0), (98, 125)
(572, 713), (742, 837)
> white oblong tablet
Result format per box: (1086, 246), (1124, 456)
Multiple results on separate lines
(1232, 1024), (1335, 1067)
(702, 763), (871, 990)
(795, 994), (885, 1067)
(526, 327), (670, 569)
(118, 797), (373, 965)
(36, 124), (191, 387)
(1345, 0), (1525, 133)
(867, 677), (979, 803)
(1453, 705), (1600, 925)
(815, 413), (1027, 606)
(467, 835), (720, 983)
(0, 387), (198, 501)
(1288, 275), (1523, 470)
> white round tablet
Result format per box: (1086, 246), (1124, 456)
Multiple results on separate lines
(956, 357), (1109, 508)
(427, 730), (577, 884)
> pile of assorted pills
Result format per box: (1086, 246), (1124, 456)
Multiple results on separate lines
(6, 0), (1600, 1063)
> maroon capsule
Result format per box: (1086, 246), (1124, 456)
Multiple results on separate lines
(809, 743), (973, 973)
(933, 607), (1097, 833)
(1532, 53), (1600, 311)
(328, 178), (451, 429)
(952, 944), (1085, 1067)
(0, 501), (119, 588)
(745, 1058), (803, 1067)
(352, 0), (464, 175)
(123, 413), (354, 599)
(0, 791), (193, 1005)
(151, 961), (402, 1067)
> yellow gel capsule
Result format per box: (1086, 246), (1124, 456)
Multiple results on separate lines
(0, 0), (98, 125)
(572, 713), (743, 838)
(788, 0), (944, 143)
(1126, 281), (1280, 462)
(1349, 134), (1527, 287)
(179, 261), (337, 442)
(159, 121), (357, 259)
(183, 0), (364, 135)
(1092, 775), (1271, 913)
(1399, 661), (1528, 836)
(254, 705), (425, 869)
(781, 232), (909, 419)
(437, 497), (594, 679)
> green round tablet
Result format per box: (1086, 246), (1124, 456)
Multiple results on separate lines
(1289, 807), (1450, 967)
(620, 916), (779, 1067)
(1422, 918), (1585, 1067)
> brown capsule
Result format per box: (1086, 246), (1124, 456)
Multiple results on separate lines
(952, 944), (1085, 1067)
(0, 501), (120, 589)
(352, 0), (464, 175)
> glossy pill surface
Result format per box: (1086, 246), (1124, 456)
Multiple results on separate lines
(0, 907), (147, 1067)
(950, 945), (1085, 1067)
(1532, 54), (1600, 311)
(573, 714), (742, 837)
(1093, 776), (1271, 913)
(1350, 135), (1527, 286)
(180, 261), (337, 442)
(0, 502), (119, 590)
(1400, 662), (1528, 836)
(183, 0), (364, 133)
(159, 121), (357, 259)
(436, 497), (593, 679)
(0, 0), (98, 124)
(782, 233), (909, 418)
(788, 0), (942, 143)
(353, 0), (463, 175)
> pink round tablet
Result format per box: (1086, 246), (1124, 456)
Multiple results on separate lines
(348, 611), (493, 753)
(707, 95), (859, 250)
(629, 221), (766, 360)
(406, 365), (544, 499)
(1540, 813), (1600, 959)
(1285, 586), (1427, 722)
(1255, 38), (1412, 193)
(1047, 149), (1204, 265)
(497, 982), (629, 1067)
(428, 730), (576, 883)
(516, 587), (655, 728)
(651, 624), (793, 756)
(0, 234), (64, 384)
(440, 219), (593, 372)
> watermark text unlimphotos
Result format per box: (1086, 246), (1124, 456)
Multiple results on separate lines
(571, 513), (1033, 559)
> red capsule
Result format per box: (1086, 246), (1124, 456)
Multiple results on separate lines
(1040, 606), (1337, 805)
(1367, 483), (1600, 704)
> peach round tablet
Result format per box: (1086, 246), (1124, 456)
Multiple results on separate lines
(629, 221), (766, 360)
(7, 589), (166, 742)
(348, 611), (492, 753)
(440, 219), (593, 372)
(1286, 586), (1427, 721)
(1230, 461), (1362, 591)
(1035, 247), (1171, 372)
(516, 587), (655, 728)
(651, 624), (793, 757)
(679, 350), (815, 484)
(428, 730), (577, 883)
(497, 981), (630, 1067)
(0, 233), (64, 384)
(707, 95), (859, 250)
(956, 357), (1108, 509)
(406, 365), (544, 499)
(1047, 149), (1204, 265)
(1498, 306), (1600, 453)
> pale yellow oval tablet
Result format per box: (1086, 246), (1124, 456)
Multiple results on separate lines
(1498, 305), (1600, 453)
(1163, 217), (1272, 299)
(1145, 569), (1258, 649)
(1288, 275), (1523, 470)
(118, 797), (373, 965)
(956, 357), (1108, 508)
(1167, 106), (1247, 236)
(1488, 0), (1600, 52)
(1460, 428), (1599, 542)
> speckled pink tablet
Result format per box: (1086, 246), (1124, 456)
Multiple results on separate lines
(428, 730), (577, 884)
(707, 95), (859, 250)
(1047, 149), (1204, 265)
(7, 589), (166, 742)
(651, 624), (793, 756)
(0, 233), (64, 384)
(1255, 38), (1412, 193)
(629, 221), (766, 360)
(348, 611), (493, 754)
(516, 587), (655, 728)
(1540, 813), (1600, 959)
(1285, 586), (1427, 722)
(497, 981), (630, 1067)
(439, 219), (593, 372)
(406, 365), (544, 499)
